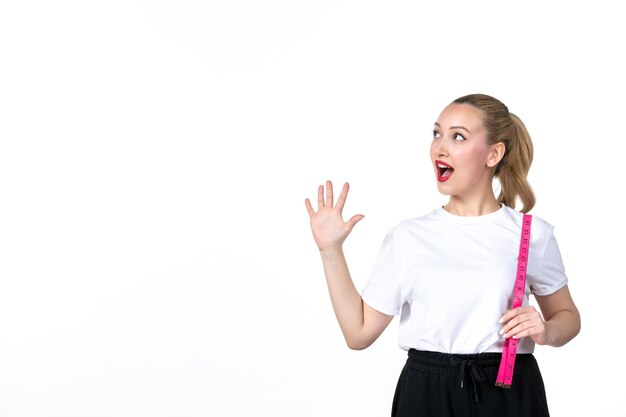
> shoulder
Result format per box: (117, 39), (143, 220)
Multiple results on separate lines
(501, 206), (558, 249)
(384, 210), (439, 238)
(375, 211), (443, 255)
(504, 205), (553, 227)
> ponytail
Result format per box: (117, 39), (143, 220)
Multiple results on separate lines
(495, 113), (536, 213)
(453, 94), (536, 213)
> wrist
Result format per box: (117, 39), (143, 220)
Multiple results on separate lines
(319, 245), (344, 258)
(542, 320), (559, 346)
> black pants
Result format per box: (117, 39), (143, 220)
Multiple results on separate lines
(392, 349), (550, 417)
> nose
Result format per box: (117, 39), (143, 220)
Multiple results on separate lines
(431, 136), (448, 158)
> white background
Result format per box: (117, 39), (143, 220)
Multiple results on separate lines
(0, 1), (623, 416)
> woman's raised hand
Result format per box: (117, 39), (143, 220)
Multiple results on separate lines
(304, 181), (365, 252)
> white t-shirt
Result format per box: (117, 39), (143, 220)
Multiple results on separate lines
(360, 203), (568, 354)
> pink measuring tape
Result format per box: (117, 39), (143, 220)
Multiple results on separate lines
(496, 213), (532, 389)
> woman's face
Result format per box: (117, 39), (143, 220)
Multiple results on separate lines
(430, 103), (501, 198)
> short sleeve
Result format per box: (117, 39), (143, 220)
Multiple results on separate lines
(360, 230), (404, 316)
(530, 228), (569, 296)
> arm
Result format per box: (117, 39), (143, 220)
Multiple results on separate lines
(500, 285), (581, 347)
(305, 181), (393, 350)
(320, 246), (393, 349)
(534, 285), (581, 346)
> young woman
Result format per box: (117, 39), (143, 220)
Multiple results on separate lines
(304, 94), (581, 416)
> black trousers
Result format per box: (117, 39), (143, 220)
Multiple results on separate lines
(392, 349), (550, 417)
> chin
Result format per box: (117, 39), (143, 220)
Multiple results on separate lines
(436, 184), (453, 195)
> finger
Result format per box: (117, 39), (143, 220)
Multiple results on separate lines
(500, 311), (524, 334)
(304, 198), (315, 217)
(346, 214), (365, 231)
(502, 313), (542, 338)
(499, 309), (511, 324)
(511, 329), (535, 340)
(508, 321), (542, 339)
(335, 182), (350, 212)
(325, 180), (333, 207)
(502, 321), (531, 339)
(499, 306), (533, 324)
(317, 184), (324, 210)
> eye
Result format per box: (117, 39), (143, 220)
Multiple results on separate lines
(452, 133), (466, 141)
(433, 130), (441, 139)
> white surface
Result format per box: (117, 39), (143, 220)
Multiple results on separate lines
(0, 1), (622, 416)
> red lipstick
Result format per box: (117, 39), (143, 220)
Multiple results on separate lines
(435, 160), (454, 182)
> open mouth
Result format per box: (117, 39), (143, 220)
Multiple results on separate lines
(435, 160), (454, 182)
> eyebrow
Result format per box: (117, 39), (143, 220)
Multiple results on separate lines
(433, 122), (471, 134)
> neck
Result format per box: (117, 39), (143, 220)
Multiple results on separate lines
(443, 194), (502, 217)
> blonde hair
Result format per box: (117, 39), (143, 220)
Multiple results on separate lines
(453, 94), (536, 213)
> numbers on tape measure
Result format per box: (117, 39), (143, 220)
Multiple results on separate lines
(496, 214), (532, 389)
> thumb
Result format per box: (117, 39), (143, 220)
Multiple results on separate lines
(346, 214), (365, 231)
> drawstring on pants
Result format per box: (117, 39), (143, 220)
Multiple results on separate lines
(396, 350), (548, 416)
(449, 357), (486, 403)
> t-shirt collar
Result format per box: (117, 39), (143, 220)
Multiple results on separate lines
(434, 203), (507, 224)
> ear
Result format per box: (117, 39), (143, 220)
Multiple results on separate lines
(486, 141), (505, 168)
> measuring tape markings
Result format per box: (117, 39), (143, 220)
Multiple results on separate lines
(495, 213), (532, 389)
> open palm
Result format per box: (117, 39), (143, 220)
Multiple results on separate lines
(305, 181), (364, 251)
